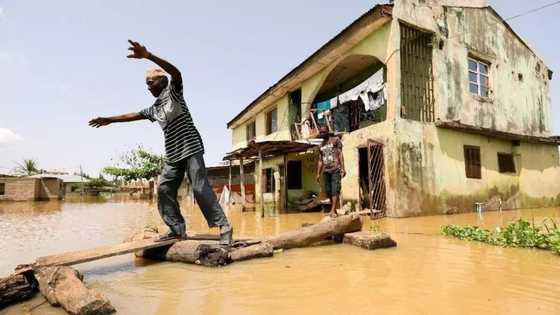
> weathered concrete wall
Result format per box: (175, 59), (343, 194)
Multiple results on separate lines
(392, 120), (560, 216)
(0, 178), (39, 201)
(393, 1), (553, 137)
(232, 2), (560, 217)
(254, 151), (321, 205)
(38, 178), (64, 200)
(339, 121), (397, 211)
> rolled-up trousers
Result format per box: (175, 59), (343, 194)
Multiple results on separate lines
(157, 153), (229, 236)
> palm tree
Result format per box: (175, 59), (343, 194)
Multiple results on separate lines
(14, 159), (40, 176)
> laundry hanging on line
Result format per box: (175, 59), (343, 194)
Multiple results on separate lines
(313, 68), (386, 114)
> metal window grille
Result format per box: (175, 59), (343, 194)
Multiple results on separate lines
(368, 140), (386, 216)
(400, 23), (435, 122)
(464, 146), (482, 179)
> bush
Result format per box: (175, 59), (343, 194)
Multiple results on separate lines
(441, 219), (560, 255)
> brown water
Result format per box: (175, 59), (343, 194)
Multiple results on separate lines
(1, 195), (559, 315)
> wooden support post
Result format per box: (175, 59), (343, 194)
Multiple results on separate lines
(228, 160), (232, 206)
(283, 154), (288, 211)
(259, 150), (264, 218)
(240, 157), (246, 208)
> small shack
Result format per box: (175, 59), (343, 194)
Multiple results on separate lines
(0, 176), (64, 201)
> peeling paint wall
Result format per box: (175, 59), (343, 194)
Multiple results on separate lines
(231, 2), (560, 217)
(393, 0), (553, 137)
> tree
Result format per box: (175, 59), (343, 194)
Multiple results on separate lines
(103, 146), (163, 181)
(13, 159), (40, 176)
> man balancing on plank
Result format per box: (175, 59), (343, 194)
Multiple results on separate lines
(89, 40), (233, 245)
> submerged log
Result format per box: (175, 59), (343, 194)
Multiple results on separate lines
(0, 272), (37, 309)
(131, 214), (361, 266)
(266, 213), (363, 250)
(34, 266), (115, 315)
(229, 242), (274, 262)
(343, 232), (397, 250)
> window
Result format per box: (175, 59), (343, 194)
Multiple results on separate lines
(498, 153), (516, 173)
(246, 121), (256, 142)
(266, 108), (278, 135)
(468, 58), (490, 97)
(287, 160), (303, 190)
(289, 90), (302, 124)
(464, 146), (481, 179)
(262, 168), (274, 193)
(0, 183), (4, 195)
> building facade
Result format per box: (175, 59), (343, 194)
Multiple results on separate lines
(0, 177), (64, 201)
(226, 0), (560, 217)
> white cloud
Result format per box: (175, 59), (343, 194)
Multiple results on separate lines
(0, 128), (23, 144)
(0, 8), (4, 18)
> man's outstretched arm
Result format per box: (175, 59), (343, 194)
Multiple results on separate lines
(89, 112), (146, 128)
(127, 40), (182, 83)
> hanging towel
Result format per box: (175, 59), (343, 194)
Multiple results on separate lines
(337, 68), (385, 111)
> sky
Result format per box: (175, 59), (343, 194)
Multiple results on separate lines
(0, 0), (559, 176)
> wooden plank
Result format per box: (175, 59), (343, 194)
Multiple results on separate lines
(34, 238), (180, 269)
(31, 233), (259, 269)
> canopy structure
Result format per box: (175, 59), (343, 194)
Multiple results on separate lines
(224, 140), (319, 161)
(223, 140), (320, 217)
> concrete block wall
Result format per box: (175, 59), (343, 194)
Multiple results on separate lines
(0, 178), (39, 201)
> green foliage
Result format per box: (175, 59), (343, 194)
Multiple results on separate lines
(13, 159), (40, 176)
(442, 219), (560, 255)
(441, 225), (490, 242)
(84, 176), (114, 189)
(103, 146), (163, 181)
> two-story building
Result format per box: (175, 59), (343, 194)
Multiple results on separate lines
(225, 0), (560, 217)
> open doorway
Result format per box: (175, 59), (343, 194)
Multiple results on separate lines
(358, 140), (386, 215)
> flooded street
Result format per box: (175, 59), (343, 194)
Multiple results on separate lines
(1, 196), (559, 315)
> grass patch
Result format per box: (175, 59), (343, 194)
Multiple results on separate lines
(441, 219), (560, 255)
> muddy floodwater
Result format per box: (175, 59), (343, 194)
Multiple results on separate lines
(1, 195), (559, 315)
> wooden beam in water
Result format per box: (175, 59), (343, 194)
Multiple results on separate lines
(14, 233), (259, 275)
(33, 238), (180, 269)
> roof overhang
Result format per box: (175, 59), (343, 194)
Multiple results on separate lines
(436, 121), (560, 145)
(224, 140), (319, 160)
(227, 4), (393, 129)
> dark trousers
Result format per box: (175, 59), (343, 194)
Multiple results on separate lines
(157, 153), (229, 235)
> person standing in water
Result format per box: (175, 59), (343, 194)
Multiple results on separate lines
(89, 40), (233, 245)
(316, 128), (346, 217)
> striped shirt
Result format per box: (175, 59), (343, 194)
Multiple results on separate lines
(139, 80), (204, 163)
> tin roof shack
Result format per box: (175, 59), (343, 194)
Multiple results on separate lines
(168, 162), (256, 205)
(31, 174), (85, 194)
(205, 162), (255, 196)
(0, 176), (64, 201)
(226, 1), (560, 217)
